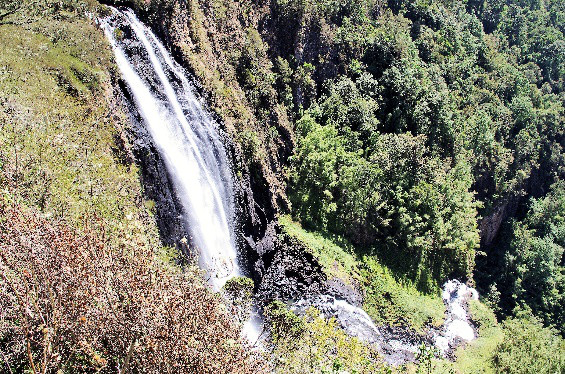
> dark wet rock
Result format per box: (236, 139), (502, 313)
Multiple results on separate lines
(377, 325), (426, 365)
(249, 227), (366, 307)
(325, 276), (364, 307)
(255, 234), (327, 302)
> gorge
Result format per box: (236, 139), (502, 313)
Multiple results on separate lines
(1, 0), (562, 372)
(102, 6), (479, 365)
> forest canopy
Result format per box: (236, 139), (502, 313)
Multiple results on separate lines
(262, 0), (565, 333)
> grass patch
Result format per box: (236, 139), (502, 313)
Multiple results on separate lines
(279, 214), (361, 286)
(362, 256), (445, 331)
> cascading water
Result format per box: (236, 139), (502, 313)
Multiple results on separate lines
(433, 280), (479, 355)
(100, 5), (478, 359)
(101, 8), (240, 290)
(294, 280), (479, 365)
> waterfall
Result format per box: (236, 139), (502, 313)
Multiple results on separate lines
(101, 8), (240, 291)
(100, 6), (478, 357)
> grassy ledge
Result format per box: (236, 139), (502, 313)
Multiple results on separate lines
(279, 215), (445, 332)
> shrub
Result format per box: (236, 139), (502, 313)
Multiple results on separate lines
(222, 276), (254, 325)
(492, 312), (564, 373)
(265, 301), (385, 374)
(0, 201), (267, 373)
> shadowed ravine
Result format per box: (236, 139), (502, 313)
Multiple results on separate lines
(101, 7), (479, 365)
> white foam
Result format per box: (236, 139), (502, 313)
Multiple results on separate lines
(446, 319), (475, 341)
(102, 9), (239, 291)
(436, 280), (478, 354)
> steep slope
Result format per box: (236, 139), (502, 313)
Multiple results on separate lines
(0, 1), (264, 372)
(1, 0), (564, 372)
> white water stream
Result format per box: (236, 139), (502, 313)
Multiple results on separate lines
(433, 280), (479, 354)
(102, 9), (240, 290)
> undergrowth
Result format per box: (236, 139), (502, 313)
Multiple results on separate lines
(265, 301), (386, 374)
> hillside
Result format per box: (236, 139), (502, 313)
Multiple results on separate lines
(0, 2), (262, 372)
(1, 0), (564, 372)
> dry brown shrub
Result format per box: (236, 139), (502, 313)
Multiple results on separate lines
(0, 200), (268, 373)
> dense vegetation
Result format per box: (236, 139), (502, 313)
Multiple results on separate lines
(275, 0), (565, 367)
(256, 0), (565, 336)
(277, 0), (565, 315)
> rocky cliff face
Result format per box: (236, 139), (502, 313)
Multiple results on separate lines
(104, 4), (331, 307)
(478, 194), (521, 248)
(116, 80), (327, 304)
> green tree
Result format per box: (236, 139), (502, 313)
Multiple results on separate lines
(493, 312), (564, 373)
(504, 181), (565, 333)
